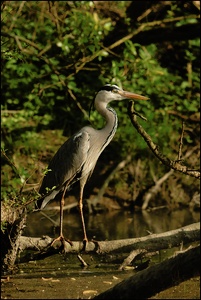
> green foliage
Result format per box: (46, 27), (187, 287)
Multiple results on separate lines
(1, 1), (200, 207)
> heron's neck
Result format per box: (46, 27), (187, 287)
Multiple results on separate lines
(96, 102), (118, 146)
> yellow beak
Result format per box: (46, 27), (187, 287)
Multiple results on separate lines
(118, 90), (149, 101)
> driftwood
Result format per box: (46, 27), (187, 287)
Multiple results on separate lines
(19, 222), (200, 256)
(94, 245), (200, 299)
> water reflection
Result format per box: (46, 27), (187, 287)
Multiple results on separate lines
(24, 207), (199, 241)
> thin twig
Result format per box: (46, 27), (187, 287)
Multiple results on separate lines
(77, 254), (89, 267)
(178, 121), (185, 161)
(68, 89), (89, 120)
(132, 110), (147, 121)
(1, 149), (21, 178)
(39, 211), (58, 226)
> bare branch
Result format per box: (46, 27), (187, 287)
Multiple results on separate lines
(167, 110), (200, 123)
(178, 121), (185, 161)
(1, 149), (21, 179)
(73, 14), (200, 71)
(141, 169), (174, 210)
(118, 249), (147, 271)
(193, 1), (200, 10)
(128, 101), (200, 179)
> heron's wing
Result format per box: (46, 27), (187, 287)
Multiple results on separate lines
(39, 130), (90, 195)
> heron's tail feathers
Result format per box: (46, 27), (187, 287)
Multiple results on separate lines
(35, 189), (60, 210)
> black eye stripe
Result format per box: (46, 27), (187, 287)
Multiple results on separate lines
(98, 84), (120, 92)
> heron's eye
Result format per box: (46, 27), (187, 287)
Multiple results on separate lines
(112, 89), (119, 93)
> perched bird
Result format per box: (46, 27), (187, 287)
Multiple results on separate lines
(36, 84), (148, 249)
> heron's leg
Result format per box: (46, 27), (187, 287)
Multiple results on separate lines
(51, 183), (72, 249)
(79, 185), (88, 245)
(59, 184), (67, 237)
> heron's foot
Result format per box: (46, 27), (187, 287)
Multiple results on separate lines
(91, 239), (101, 253)
(51, 236), (73, 253)
(81, 237), (88, 252)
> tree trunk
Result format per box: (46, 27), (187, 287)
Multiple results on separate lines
(1, 205), (27, 274)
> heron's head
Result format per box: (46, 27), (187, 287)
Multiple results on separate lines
(96, 84), (148, 103)
(89, 84), (148, 116)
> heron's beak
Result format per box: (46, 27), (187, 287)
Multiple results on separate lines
(118, 90), (149, 101)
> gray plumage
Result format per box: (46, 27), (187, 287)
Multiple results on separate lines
(36, 84), (148, 243)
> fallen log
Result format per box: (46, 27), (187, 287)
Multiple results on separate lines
(19, 222), (199, 255)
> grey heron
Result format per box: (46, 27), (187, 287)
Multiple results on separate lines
(36, 84), (148, 250)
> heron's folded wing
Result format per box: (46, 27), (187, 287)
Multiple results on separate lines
(39, 130), (90, 195)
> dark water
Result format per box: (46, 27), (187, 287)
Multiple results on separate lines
(24, 206), (200, 241)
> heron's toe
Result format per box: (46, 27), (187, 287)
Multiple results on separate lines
(51, 236), (73, 253)
(82, 238), (88, 251)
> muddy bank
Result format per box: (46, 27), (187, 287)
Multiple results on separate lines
(1, 270), (200, 299)
(1, 247), (200, 299)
